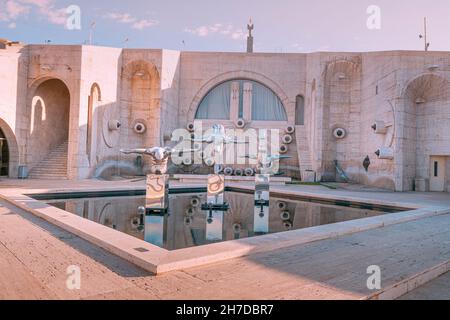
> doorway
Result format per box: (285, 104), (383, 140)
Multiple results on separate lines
(0, 128), (9, 176)
(430, 156), (446, 192)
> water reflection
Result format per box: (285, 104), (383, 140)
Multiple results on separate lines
(47, 192), (386, 251)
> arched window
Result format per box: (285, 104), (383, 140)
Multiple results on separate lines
(251, 81), (287, 121)
(295, 95), (305, 125)
(195, 79), (287, 121)
(195, 81), (231, 120)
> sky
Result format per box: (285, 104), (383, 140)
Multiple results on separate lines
(1, 0), (450, 53)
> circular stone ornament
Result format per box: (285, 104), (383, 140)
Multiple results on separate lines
(102, 107), (121, 148)
(333, 128), (347, 139)
(286, 126), (295, 134)
(134, 121), (147, 134)
(280, 144), (289, 154)
(282, 134), (293, 144)
(235, 118), (246, 129)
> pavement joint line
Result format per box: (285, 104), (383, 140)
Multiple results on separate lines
(363, 259), (450, 300)
(1, 186), (449, 277)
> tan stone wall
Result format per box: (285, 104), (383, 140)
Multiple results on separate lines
(0, 44), (23, 177)
(27, 79), (70, 168)
(25, 45), (83, 179)
(78, 46), (122, 179)
(177, 52), (307, 177)
(3, 43), (450, 191)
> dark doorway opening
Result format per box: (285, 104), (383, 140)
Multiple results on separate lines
(0, 128), (9, 176)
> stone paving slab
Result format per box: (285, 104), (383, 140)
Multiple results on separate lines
(1, 197), (450, 300)
(399, 272), (450, 300)
(1, 179), (450, 299)
(0, 200), (156, 300)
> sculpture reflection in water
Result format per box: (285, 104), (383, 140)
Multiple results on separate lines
(203, 174), (226, 241)
(47, 191), (388, 251)
(243, 130), (291, 234)
(121, 146), (195, 247)
(120, 124), (241, 246)
(192, 125), (241, 241)
(119, 125), (293, 246)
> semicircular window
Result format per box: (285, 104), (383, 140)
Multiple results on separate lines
(195, 80), (287, 121)
(195, 81), (231, 120)
(250, 81), (287, 121)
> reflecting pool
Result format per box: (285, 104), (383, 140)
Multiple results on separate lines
(42, 190), (402, 251)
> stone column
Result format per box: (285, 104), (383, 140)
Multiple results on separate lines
(230, 81), (240, 122)
(243, 82), (253, 122)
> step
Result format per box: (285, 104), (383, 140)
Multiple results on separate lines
(30, 171), (67, 175)
(32, 164), (67, 169)
(30, 169), (67, 173)
(31, 169), (67, 172)
(29, 141), (69, 179)
(29, 176), (68, 180)
(29, 172), (67, 176)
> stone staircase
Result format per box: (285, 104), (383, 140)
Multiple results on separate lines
(29, 141), (68, 180)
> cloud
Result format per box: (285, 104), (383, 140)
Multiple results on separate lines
(104, 12), (135, 24)
(132, 19), (158, 30)
(8, 22), (17, 28)
(104, 12), (159, 30)
(39, 5), (66, 25)
(0, 0), (68, 25)
(184, 23), (246, 41)
(5, 0), (30, 19)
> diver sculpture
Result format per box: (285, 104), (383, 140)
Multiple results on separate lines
(121, 147), (178, 175)
(121, 146), (197, 213)
(191, 124), (247, 174)
(243, 154), (291, 175)
(243, 153), (291, 234)
(190, 124), (241, 225)
(242, 128), (291, 234)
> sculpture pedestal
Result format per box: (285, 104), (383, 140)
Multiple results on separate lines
(143, 174), (169, 247)
(254, 174), (270, 234)
(145, 174), (169, 214)
(203, 174), (227, 241)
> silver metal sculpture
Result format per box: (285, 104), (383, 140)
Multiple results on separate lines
(191, 124), (241, 227)
(121, 146), (196, 215)
(243, 154), (291, 175)
(120, 147), (179, 175)
(190, 124), (247, 174)
(191, 124), (242, 145)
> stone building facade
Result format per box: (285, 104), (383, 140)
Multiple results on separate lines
(1, 40), (450, 192)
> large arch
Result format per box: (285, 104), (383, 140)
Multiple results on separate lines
(0, 118), (19, 177)
(397, 73), (450, 191)
(321, 58), (362, 182)
(194, 79), (288, 121)
(27, 78), (71, 173)
(187, 70), (291, 123)
(120, 60), (161, 149)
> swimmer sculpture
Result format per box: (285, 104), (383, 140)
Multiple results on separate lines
(120, 147), (178, 175)
(190, 124), (247, 174)
(243, 154), (291, 175)
(242, 129), (291, 234)
(190, 124), (246, 229)
(120, 146), (198, 213)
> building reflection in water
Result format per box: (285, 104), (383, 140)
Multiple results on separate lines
(47, 192), (386, 251)
(205, 211), (224, 241)
(144, 214), (167, 248)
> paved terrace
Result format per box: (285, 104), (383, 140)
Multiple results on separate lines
(0, 178), (450, 300)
